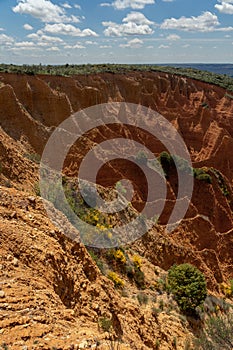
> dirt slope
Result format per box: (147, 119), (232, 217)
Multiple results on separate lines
(0, 70), (233, 349)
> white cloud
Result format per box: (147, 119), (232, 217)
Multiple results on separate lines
(13, 0), (80, 23)
(0, 34), (14, 45)
(103, 11), (154, 36)
(64, 43), (85, 49)
(100, 45), (112, 48)
(100, 2), (112, 6)
(8, 46), (39, 51)
(23, 23), (33, 30)
(27, 32), (64, 46)
(160, 12), (220, 32)
(62, 3), (72, 9)
(162, 0), (175, 2)
(74, 4), (81, 9)
(46, 46), (60, 51)
(123, 11), (153, 25)
(215, 2), (233, 14)
(158, 44), (170, 48)
(112, 0), (154, 9)
(120, 37), (143, 47)
(15, 41), (36, 47)
(216, 26), (233, 31)
(44, 23), (98, 37)
(166, 34), (180, 40)
(216, 0), (233, 3)
(85, 40), (98, 45)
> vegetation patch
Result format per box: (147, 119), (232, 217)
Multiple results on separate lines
(0, 64), (233, 91)
(107, 271), (125, 288)
(167, 263), (207, 314)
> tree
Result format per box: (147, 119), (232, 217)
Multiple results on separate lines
(167, 263), (207, 314)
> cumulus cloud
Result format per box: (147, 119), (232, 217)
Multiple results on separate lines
(161, 12), (220, 32)
(85, 40), (98, 45)
(215, 2), (233, 14)
(74, 4), (81, 9)
(62, 3), (72, 9)
(166, 34), (180, 40)
(0, 34), (14, 45)
(100, 2), (112, 6)
(120, 37), (143, 47)
(27, 32), (64, 47)
(44, 23), (98, 37)
(123, 11), (153, 24)
(158, 44), (170, 48)
(64, 43), (85, 49)
(103, 11), (154, 36)
(23, 23), (33, 30)
(100, 0), (154, 9)
(46, 46), (60, 51)
(13, 0), (79, 23)
(15, 41), (36, 47)
(99, 45), (112, 48)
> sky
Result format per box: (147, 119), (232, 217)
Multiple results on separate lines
(0, 0), (233, 64)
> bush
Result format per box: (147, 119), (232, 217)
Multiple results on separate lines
(198, 173), (212, 184)
(135, 151), (148, 165)
(132, 254), (142, 269)
(113, 249), (126, 264)
(107, 271), (124, 288)
(159, 151), (173, 176)
(167, 263), (207, 314)
(137, 293), (149, 305)
(98, 317), (112, 332)
(194, 313), (233, 349)
(88, 249), (104, 274)
(24, 152), (41, 164)
(134, 268), (145, 289)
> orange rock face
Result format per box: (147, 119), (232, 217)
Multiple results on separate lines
(0, 71), (232, 348)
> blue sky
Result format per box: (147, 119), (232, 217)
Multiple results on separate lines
(0, 0), (233, 64)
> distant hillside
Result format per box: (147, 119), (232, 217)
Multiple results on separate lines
(164, 64), (233, 78)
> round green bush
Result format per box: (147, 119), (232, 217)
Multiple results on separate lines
(167, 263), (207, 313)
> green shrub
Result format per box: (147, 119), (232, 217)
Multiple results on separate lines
(88, 249), (104, 274)
(34, 182), (41, 196)
(195, 172), (212, 184)
(167, 263), (207, 314)
(194, 313), (233, 349)
(24, 152), (41, 164)
(137, 293), (149, 305)
(98, 316), (112, 332)
(159, 151), (173, 176)
(134, 268), (145, 289)
(135, 150), (148, 165)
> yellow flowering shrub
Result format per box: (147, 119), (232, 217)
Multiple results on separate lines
(114, 249), (126, 264)
(107, 271), (124, 288)
(133, 254), (142, 269)
(220, 282), (233, 297)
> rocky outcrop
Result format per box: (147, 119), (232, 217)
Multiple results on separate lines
(0, 70), (232, 348)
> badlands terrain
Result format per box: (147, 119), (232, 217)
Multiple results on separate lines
(0, 66), (233, 349)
